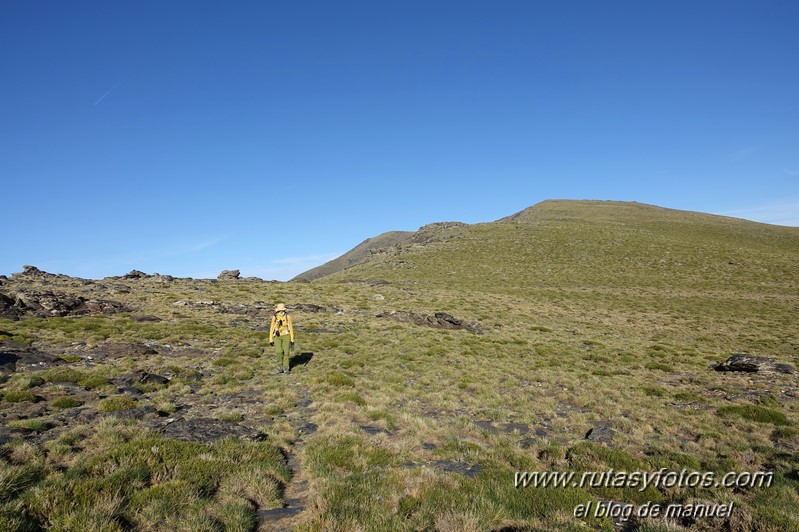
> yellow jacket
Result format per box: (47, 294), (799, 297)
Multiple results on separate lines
(269, 312), (294, 343)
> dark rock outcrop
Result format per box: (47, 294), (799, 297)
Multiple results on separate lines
(0, 292), (30, 320)
(14, 265), (57, 279)
(0, 341), (65, 374)
(377, 311), (482, 333)
(1, 289), (128, 318)
(714, 354), (795, 374)
(160, 417), (264, 443)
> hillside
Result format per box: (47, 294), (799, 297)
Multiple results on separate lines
(292, 230), (414, 282)
(1, 200), (798, 531)
(304, 199), (799, 292)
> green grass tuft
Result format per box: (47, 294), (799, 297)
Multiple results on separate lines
(717, 404), (789, 426)
(3, 390), (37, 403)
(323, 371), (355, 387)
(98, 397), (138, 412)
(50, 397), (84, 409)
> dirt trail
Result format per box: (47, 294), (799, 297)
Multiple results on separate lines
(256, 377), (317, 531)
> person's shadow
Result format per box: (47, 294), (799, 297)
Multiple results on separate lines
(290, 352), (314, 370)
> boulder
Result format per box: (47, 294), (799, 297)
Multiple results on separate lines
(714, 354), (795, 374)
(14, 265), (56, 279)
(218, 270), (241, 280)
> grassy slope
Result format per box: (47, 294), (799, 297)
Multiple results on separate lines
(303, 200), (799, 530)
(1, 200), (798, 531)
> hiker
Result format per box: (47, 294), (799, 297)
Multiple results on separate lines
(269, 303), (295, 374)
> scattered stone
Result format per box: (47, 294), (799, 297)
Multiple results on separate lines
(106, 284), (131, 294)
(294, 396), (313, 409)
(104, 405), (160, 421)
(55, 382), (88, 394)
(123, 270), (149, 279)
(298, 422), (318, 435)
(377, 310), (482, 333)
(91, 343), (157, 359)
(502, 422), (530, 435)
(518, 427), (552, 448)
(173, 300), (219, 308)
(117, 386), (144, 396)
(714, 354), (795, 374)
(256, 504), (305, 523)
(290, 303), (342, 313)
(159, 417), (264, 443)
(474, 420), (498, 433)
(110, 374), (137, 386)
(130, 314), (161, 322)
(0, 428), (14, 445)
(405, 459), (481, 478)
(360, 424), (392, 436)
(474, 420), (530, 435)
(345, 279), (390, 286)
(586, 420), (616, 443)
(138, 372), (169, 385)
(218, 270), (241, 280)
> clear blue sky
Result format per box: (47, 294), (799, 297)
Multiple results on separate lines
(2, 1), (797, 280)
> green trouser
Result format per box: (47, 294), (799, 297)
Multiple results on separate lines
(274, 336), (291, 371)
